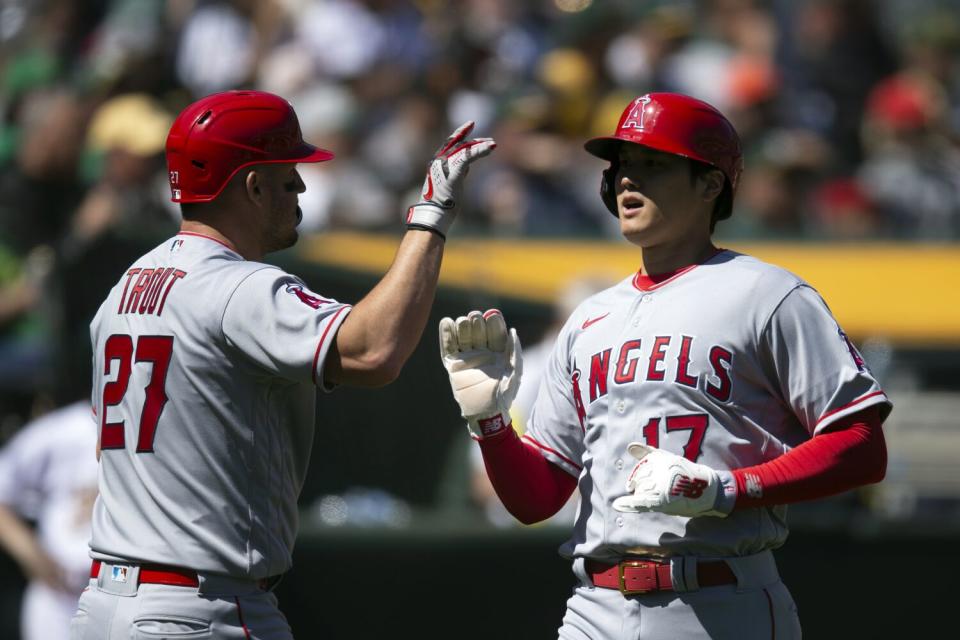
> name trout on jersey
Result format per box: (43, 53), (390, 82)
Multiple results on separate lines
(116, 267), (188, 316)
(571, 335), (733, 426)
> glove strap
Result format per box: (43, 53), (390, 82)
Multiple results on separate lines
(466, 410), (511, 440)
(405, 203), (455, 238)
(711, 470), (738, 516)
(406, 223), (446, 239)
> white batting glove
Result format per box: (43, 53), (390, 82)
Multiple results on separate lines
(612, 443), (736, 518)
(405, 121), (496, 239)
(439, 309), (522, 439)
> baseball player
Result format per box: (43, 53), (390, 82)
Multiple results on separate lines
(439, 93), (891, 639)
(0, 401), (98, 640)
(73, 90), (494, 639)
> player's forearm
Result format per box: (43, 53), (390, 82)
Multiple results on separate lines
(730, 406), (886, 509)
(478, 427), (578, 525)
(328, 229), (444, 386)
(0, 505), (44, 569)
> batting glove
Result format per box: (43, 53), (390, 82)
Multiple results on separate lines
(405, 121), (496, 239)
(612, 443), (736, 518)
(439, 309), (522, 440)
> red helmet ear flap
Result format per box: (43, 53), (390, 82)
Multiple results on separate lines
(601, 162), (618, 217)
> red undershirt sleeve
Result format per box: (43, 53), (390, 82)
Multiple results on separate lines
(731, 406), (887, 509)
(477, 427), (578, 525)
(476, 408), (885, 520)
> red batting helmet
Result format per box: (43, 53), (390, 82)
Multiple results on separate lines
(584, 93), (742, 217)
(165, 90), (334, 203)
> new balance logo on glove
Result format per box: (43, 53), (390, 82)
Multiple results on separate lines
(670, 475), (709, 499)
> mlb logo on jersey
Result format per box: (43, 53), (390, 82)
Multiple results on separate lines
(111, 565), (129, 583)
(170, 238), (184, 253)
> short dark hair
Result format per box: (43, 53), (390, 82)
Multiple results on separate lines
(179, 168), (254, 219)
(689, 160), (733, 232)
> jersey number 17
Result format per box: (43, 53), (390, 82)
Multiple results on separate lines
(641, 414), (709, 462)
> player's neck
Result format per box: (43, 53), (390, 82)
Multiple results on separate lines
(638, 237), (717, 277)
(179, 220), (257, 260)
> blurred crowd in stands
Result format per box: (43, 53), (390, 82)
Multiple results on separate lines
(0, 0), (959, 426)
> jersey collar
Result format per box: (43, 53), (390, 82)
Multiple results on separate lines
(177, 231), (239, 253)
(632, 247), (727, 292)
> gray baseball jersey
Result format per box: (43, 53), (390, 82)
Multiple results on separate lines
(89, 232), (350, 579)
(524, 249), (891, 561)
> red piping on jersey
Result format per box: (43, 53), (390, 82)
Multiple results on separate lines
(177, 231), (238, 252)
(234, 596), (252, 640)
(814, 390), (887, 428)
(312, 306), (350, 385)
(632, 248), (726, 292)
(522, 434), (583, 471)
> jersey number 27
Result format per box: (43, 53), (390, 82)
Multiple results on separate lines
(100, 334), (173, 453)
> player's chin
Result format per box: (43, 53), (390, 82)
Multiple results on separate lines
(265, 228), (299, 254)
(620, 219), (657, 246)
(624, 223), (676, 249)
(281, 207), (301, 245)
(622, 230), (652, 248)
(283, 228), (299, 249)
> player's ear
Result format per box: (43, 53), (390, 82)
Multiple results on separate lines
(698, 168), (725, 203)
(243, 169), (263, 205)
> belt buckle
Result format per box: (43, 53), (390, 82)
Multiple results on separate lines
(618, 560), (656, 595)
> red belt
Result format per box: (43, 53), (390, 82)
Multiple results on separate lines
(91, 560), (199, 588)
(586, 557), (736, 596)
(90, 560), (281, 591)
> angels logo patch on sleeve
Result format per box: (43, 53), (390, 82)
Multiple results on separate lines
(285, 284), (331, 309)
(838, 328), (866, 372)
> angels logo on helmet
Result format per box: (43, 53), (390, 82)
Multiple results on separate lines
(621, 95), (653, 130)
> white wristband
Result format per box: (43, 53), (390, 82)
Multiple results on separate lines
(405, 202), (455, 238)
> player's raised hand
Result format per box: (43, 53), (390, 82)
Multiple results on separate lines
(612, 443), (731, 518)
(405, 121), (496, 239)
(439, 309), (522, 439)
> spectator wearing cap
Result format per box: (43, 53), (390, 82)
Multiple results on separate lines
(858, 71), (960, 238)
(808, 177), (881, 239)
(56, 93), (179, 407)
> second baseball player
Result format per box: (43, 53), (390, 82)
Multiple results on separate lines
(440, 93), (891, 639)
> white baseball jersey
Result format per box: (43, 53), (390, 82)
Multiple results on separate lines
(524, 249), (891, 561)
(89, 232), (351, 579)
(0, 401), (98, 587)
(0, 402), (98, 640)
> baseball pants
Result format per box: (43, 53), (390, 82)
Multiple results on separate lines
(70, 561), (293, 640)
(22, 580), (86, 640)
(558, 550), (801, 639)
